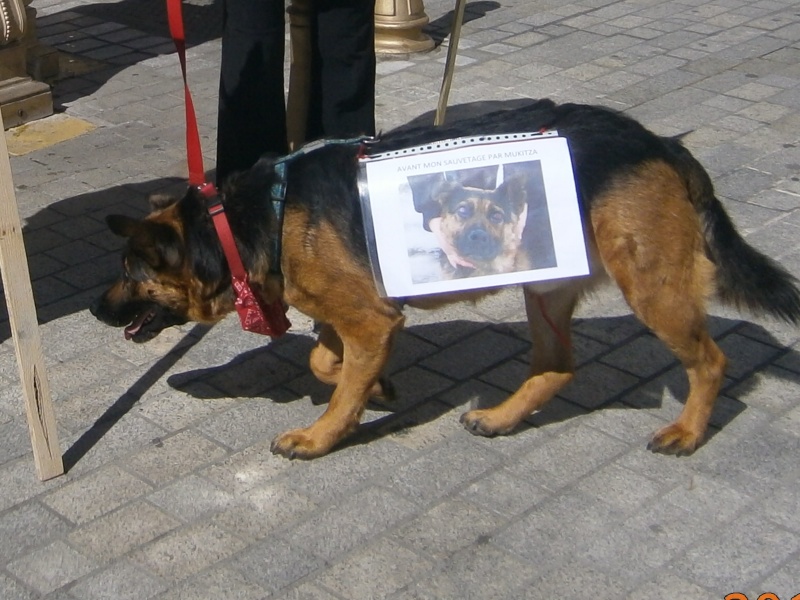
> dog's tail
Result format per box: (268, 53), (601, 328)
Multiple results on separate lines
(673, 141), (800, 323)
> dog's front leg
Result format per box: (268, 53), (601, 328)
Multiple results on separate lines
(461, 285), (579, 435)
(271, 314), (403, 459)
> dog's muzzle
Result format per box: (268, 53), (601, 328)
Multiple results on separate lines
(457, 227), (500, 261)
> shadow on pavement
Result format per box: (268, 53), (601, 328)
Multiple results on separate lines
(40, 0), (221, 108)
(393, 97), (541, 130)
(166, 315), (800, 454)
(425, 1), (502, 45)
(62, 323), (211, 472)
(72, 0), (223, 43)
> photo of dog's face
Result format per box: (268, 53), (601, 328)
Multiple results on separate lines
(434, 177), (528, 277)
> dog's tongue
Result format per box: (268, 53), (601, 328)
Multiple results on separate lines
(124, 311), (151, 340)
(455, 257), (477, 269)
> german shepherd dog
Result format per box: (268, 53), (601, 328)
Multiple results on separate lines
(433, 177), (528, 278)
(92, 99), (800, 459)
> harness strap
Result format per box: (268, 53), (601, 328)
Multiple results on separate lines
(267, 136), (375, 274)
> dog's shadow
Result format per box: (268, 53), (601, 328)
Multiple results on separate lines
(167, 315), (800, 448)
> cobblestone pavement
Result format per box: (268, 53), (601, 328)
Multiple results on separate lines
(2, 0), (800, 598)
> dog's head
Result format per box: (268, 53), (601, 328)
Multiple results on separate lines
(434, 177), (527, 267)
(91, 190), (231, 342)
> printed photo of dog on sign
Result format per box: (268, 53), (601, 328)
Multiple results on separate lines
(405, 161), (557, 283)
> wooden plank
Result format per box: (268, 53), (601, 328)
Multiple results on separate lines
(0, 109), (63, 480)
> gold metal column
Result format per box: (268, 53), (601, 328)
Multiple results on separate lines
(374, 0), (434, 54)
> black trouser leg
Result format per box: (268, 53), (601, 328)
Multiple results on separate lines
(306, 0), (376, 140)
(217, 0), (288, 184)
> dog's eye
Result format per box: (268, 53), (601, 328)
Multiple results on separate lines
(456, 205), (473, 219)
(488, 211), (505, 225)
(121, 267), (137, 285)
(121, 259), (133, 283)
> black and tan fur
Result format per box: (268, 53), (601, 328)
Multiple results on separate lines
(91, 99), (800, 459)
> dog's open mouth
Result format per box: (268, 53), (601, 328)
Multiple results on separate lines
(120, 304), (187, 343)
(91, 291), (189, 342)
(124, 308), (158, 341)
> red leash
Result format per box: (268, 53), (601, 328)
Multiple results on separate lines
(165, 0), (205, 186)
(166, 0), (289, 337)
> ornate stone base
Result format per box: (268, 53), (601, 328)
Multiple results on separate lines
(1, 2), (54, 129)
(0, 41), (26, 79)
(0, 75), (52, 129)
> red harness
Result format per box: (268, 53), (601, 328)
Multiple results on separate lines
(166, 0), (289, 337)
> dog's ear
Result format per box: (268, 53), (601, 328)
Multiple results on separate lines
(135, 222), (183, 270)
(495, 177), (527, 214)
(431, 180), (464, 208)
(153, 227), (183, 270)
(106, 214), (141, 238)
(107, 215), (183, 270)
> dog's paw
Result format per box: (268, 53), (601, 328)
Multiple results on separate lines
(459, 410), (514, 437)
(647, 423), (701, 456)
(270, 428), (331, 460)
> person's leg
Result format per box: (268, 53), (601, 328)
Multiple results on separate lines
(217, 0), (288, 184)
(306, 0), (376, 140)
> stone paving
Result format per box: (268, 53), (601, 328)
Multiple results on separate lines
(2, 0), (800, 598)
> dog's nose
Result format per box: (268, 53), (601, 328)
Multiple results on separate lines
(468, 229), (489, 245)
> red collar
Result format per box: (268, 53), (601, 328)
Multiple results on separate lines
(197, 183), (290, 337)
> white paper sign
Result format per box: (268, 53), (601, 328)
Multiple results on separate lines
(359, 134), (589, 297)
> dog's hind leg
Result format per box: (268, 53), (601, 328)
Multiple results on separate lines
(645, 317), (726, 455)
(609, 264), (726, 454)
(310, 323), (394, 401)
(460, 283), (581, 436)
(613, 266), (726, 455)
(592, 161), (727, 455)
